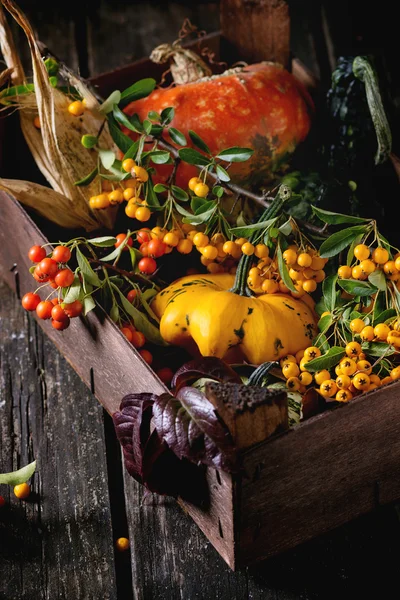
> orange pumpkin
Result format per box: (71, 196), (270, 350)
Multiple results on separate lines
(124, 62), (313, 188)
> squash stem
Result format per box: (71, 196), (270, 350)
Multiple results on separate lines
(352, 56), (392, 165)
(229, 186), (289, 296)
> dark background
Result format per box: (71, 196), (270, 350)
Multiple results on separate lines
(1, 2), (400, 599)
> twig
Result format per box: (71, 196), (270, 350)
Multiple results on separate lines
(89, 259), (160, 290)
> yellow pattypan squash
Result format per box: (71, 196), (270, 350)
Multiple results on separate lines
(152, 273), (317, 364)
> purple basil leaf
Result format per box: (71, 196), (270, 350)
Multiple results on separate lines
(172, 356), (241, 392)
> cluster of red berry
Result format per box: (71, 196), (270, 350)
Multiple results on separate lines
(21, 245), (82, 330)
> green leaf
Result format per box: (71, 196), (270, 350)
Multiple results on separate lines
(323, 275), (338, 312)
(169, 127), (187, 146)
(373, 308), (397, 325)
(313, 333), (330, 354)
(278, 219), (292, 236)
(143, 119), (152, 135)
(171, 185), (189, 202)
(188, 130), (210, 154)
(276, 244), (297, 292)
(112, 105), (139, 132)
(311, 206), (369, 225)
(216, 164), (230, 182)
(217, 146), (254, 162)
(229, 217), (277, 238)
(144, 178), (161, 208)
(110, 303), (120, 323)
(120, 78), (156, 107)
(319, 226), (368, 258)
(81, 134), (98, 149)
(83, 295), (96, 316)
(391, 284), (400, 313)
(368, 269), (387, 291)
(76, 248), (102, 287)
(98, 149), (116, 170)
(139, 290), (160, 323)
(213, 185), (224, 198)
(74, 166), (98, 187)
(161, 107), (175, 125)
(177, 202), (216, 225)
(108, 115), (134, 153)
(346, 234), (364, 266)
(128, 246), (138, 270)
(144, 150), (170, 164)
(99, 90), (121, 114)
(44, 57), (59, 76)
(128, 113), (144, 133)
(123, 140), (140, 161)
(338, 279), (377, 297)
(305, 347), (346, 372)
(0, 461), (36, 486)
(0, 83), (35, 102)
(88, 236), (117, 247)
(178, 148), (211, 167)
(318, 314), (333, 333)
(63, 277), (82, 303)
(111, 284), (167, 345)
(148, 110), (160, 122)
(153, 183), (168, 193)
(362, 342), (395, 357)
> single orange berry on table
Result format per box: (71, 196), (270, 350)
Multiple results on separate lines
(338, 265), (352, 279)
(314, 370), (331, 385)
(336, 389), (352, 402)
(302, 279), (317, 293)
(89, 196), (97, 209)
(139, 349), (153, 365)
(33, 115), (41, 129)
(319, 380), (337, 397)
(241, 242), (255, 256)
(108, 189), (124, 205)
(36, 301), (53, 320)
(156, 367), (174, 386)
(28, 245), (46, 263)
(22, 293), (41, 311)
(68, 100), (85, 116)
(115, 537), (130, 552)
(188, 177), (202, 191)
(282, 248), (297, 265)
(373, 323), (390, 341)
(14, 483), (31, 499)
(336, 374), (351, 389)
(360, 326), (374, 342)
(193, 232), (209, 248)
(345, 341), (362, 358)
(95, 193), (111, 209)
(297, 252), (312, 268)
(194, 182), (209, 198)
(340, 358), (357, 376)
(372, 247), (389, 265)
(286, 377), (301, 391)
(135, 206), (151, 222)
(350, 318), (365, 334)
(54, 269), (75, 288)
(304, 346), (321, 360)
(131, 331), (146, 349)
(354, 244), (370, 261)
(122, 158), (136, 173)
(52, 245), (71, 263)
(352, 373), (370, 391)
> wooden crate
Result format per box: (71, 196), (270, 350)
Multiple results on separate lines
(1, 0), (400, 571)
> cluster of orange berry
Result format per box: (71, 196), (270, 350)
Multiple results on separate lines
(346, 316), (400, 347)
(338, 243), (400, 284)
(247, 244), (327, 297)
(280, 340), (399, 403)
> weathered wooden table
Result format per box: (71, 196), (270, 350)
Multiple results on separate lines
(1, 1), (400, 598)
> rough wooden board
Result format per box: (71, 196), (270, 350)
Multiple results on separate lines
(0, 280), (117, 600)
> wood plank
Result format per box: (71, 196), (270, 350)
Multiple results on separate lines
(220, 0), (290, 66)
(0, 279), (117, 600)
(237, 381), (400, 565)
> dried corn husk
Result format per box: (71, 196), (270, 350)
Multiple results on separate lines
(0, 0), (117, 231)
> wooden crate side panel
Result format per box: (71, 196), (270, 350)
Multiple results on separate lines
(0, 192), (166, 415)
(236, 383), (400, 566)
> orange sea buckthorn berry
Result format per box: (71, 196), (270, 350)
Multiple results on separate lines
(336, 389), (352, 402)
(279, 354), (297, 367)
(115, 537), (130, 552)
(345, 341), (362, 357)
(315, 270), (326, 283)
(359, 259), (376, 275)
(291, 283), (306, 298)
(121, 327), (133, 342)
(131, 331), (146, 349)
(286, 377), (301, 391)
(352, 373), (370, 391)
(188, 177), (202, 191)
(108, 189), (124, 205)
(354, 244), (370, 261)
(200, 256), (212, 267)
(338, 265), (352, 279)
(391, 366), (400, 380)
(33, 115), (41, 129)
(151, 227), (167, 240)
(177, 238), (193, 254)
(335, 365), (343, 377)
(381, 376), (393, 385)
(132, 165), (149, 183)
(340, 358), (357, 376)
(95, 194), (111, 209)
(319, 379), (337, 397)
(295, 349), (305, 363)
(387, 330), (400, 348)
(241, 242), (255, 256)
(383, 261), (398, 276)
(223, 241), (236, 256)
(254, 244), (269, 259)
(139, 349), (153, 365)
(288, 267), (303, 281)
(135, 206), (151, 222)
(89, 196), (97, 209)
(314, 370), (331, 385)
(278, 281), (290, 294)
(304, 346), (321, 361)
(369, 374), (381, 387)
(302, 279), (317, 293)
(125, 202), (137, 218)
(156, 367), (175, 386)
(310, 255), (325, 270)
(336, 374), (351, 389)
(395, 256), (400, 272)
(201, 245), (218, 261)
(68, 100), (85, 116)
(373, 323), (390, 341)
(262, 279), (279, 294)
(357, 360), (372, 375)
(123, 187), (136, 201)
(282, 362), (300, 379)
(207, 262), (222, 274)
(193, 232), (209, 248)
(350, 318), (365, 334)
(282, 248), (297, 265)
(235, 237), (248, 247)
(352, 265), (367, 280)
(194, 182), (209, 198)
(122, 158), (136, 173)
(297, 253), (312, 268)
(372, 247), (389, 265)
(14, 483), (31, 499)
(299, 371), (313, 386)
(360, 326), (374, 342)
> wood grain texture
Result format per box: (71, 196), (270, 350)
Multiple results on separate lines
(220, 0), (290, 66)
(0, 279), (117, 600)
